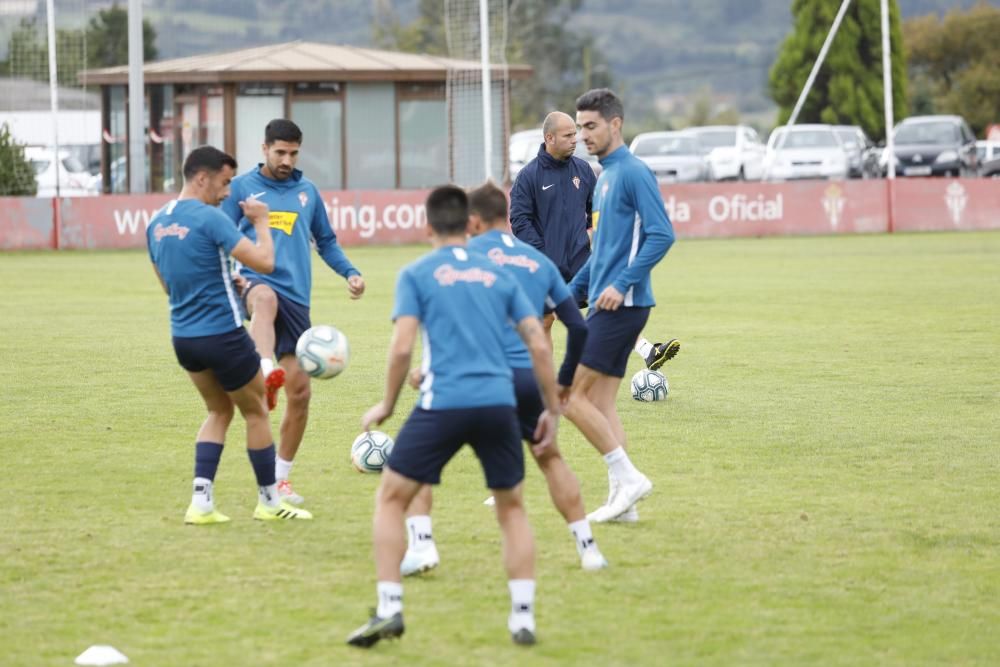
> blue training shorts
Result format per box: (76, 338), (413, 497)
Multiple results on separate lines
(243, 281), (311, 359)
(172, 327), (260, 392)
(387, 405), (525, 490)
(579, 306), (651, 378)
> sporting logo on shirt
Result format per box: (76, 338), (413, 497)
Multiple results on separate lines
(298, 191), (309, 208)
(573, 176), (581, 189)
(268, 211), (299, 235)
(487, 247), (540, 273)
(152, 222), (190, 241)
(433, 264), (497, 288)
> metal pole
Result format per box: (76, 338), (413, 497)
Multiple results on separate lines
(479, 0), (493, 181)
(128, 0), (147, 192)
(787, 0), (853, 127)
(45, 0), (59, 198)
(881, 0), (896, 180)
(764, 0), (852, 181)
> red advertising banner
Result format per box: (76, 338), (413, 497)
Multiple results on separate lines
(659, 180), (890, 237)
(890, 178), (1000, 233)
(54, 190), (431, 249)
(0, 196), (56, 250)
(2, 181), (997, 251)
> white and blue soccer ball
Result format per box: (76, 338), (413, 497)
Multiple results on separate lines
(351, 431), (395, 473)
(630, 369), (669, 402)
(295, 325), (349, 379)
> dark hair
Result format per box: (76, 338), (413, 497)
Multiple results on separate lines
(264, 118), (303, 145)
(182, 145), (237, 180)
(575, 88), (624, 123)
(467, 181), (508, 225)
(425, 185), (469, 235)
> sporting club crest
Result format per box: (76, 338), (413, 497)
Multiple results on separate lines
(299, 191), (309, 208)
(572, 176), (581, 190)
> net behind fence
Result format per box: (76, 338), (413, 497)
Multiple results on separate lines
(444, 0), (509, 187)
(0, 0), (96, 197)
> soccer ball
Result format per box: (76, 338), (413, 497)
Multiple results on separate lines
(351, 431), (395, 473)
(630, 369), (669, 402)
(295, 325), (349, 379)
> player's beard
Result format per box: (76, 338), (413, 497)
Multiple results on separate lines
(266, 160), (293, 180)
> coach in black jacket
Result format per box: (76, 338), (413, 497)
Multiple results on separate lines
(510, 111), (597, 283)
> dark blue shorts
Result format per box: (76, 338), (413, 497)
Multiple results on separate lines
(172, 327), (260, 392)
(387, 405), (525, 490)
(512, 367), (543, 443)
(579, 306), (651, 378)
(244, 281), (311, 359)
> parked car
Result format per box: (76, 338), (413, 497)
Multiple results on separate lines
(762, 124), (849, 181)
(833, 125), (879, 179)
(975, 140), (1000, 177)
(508, 128), (600, 181)
(979, 140), (1000, 178)
(629, 130), (707, 183)
(688, 124), (766, 181)
(25, 146), (95, 197)
(882, 115), (978, 177)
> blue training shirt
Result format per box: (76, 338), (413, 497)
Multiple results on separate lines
(146, 199), (247, 338)
(468, 229), (572, 369)
(569, 144), (675, 307)
(393, 245), (537, 410)
(221, 165), (359, 307)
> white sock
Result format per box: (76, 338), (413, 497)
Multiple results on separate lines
(568, 519), (596, 557)
(508, 579), (536, 632)
(376, 581), (403, 618)
(275, 456), (293, 481)
(635, 337), (653, 359)
(258, 483), (279, 508)
(192, 477), (213, 512)
(603, 447), (640, 482)
(260, 357), (275, 378)
(405, 515), (434, 550)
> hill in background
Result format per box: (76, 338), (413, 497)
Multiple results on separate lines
(5, 0), (988, 131)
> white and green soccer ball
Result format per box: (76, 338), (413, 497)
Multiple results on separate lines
(295, 324), (349, 379)
(351, 431), (395, 473)
(630, 369), (669, 402)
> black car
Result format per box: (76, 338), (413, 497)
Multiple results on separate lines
(883, 115), (978, 177)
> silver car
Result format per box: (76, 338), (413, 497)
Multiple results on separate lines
(763, 125), (849, 181)
(629, 131), (707, 183)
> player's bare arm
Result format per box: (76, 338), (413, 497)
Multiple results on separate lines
(361, 315), (418, 430)
(231, 198), (274, 273)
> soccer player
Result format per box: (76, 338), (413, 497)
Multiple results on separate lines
(146, 145), (312, 524)
(568, 89), (676, 523)
(347, 185), (561, 648)
(399, 181), (607, 576)
(510, 110), (680, 370)
(222, 119), (365, 507)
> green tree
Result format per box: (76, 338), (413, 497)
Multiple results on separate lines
(0, 122), (37, 196)
(0, 18), (87, 87)
(769, 0), (907, 141)
(86, 2), (158, 67)
(904, 2), (1000, 136)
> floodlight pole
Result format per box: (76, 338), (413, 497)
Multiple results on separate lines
(880, 0), (896, 180)
(479, 0), (493, 181)
(45, 0), (59, 198)
(128, 0), (147, 192)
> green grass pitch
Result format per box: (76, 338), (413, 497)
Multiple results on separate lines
(1, 231), (998, 666)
